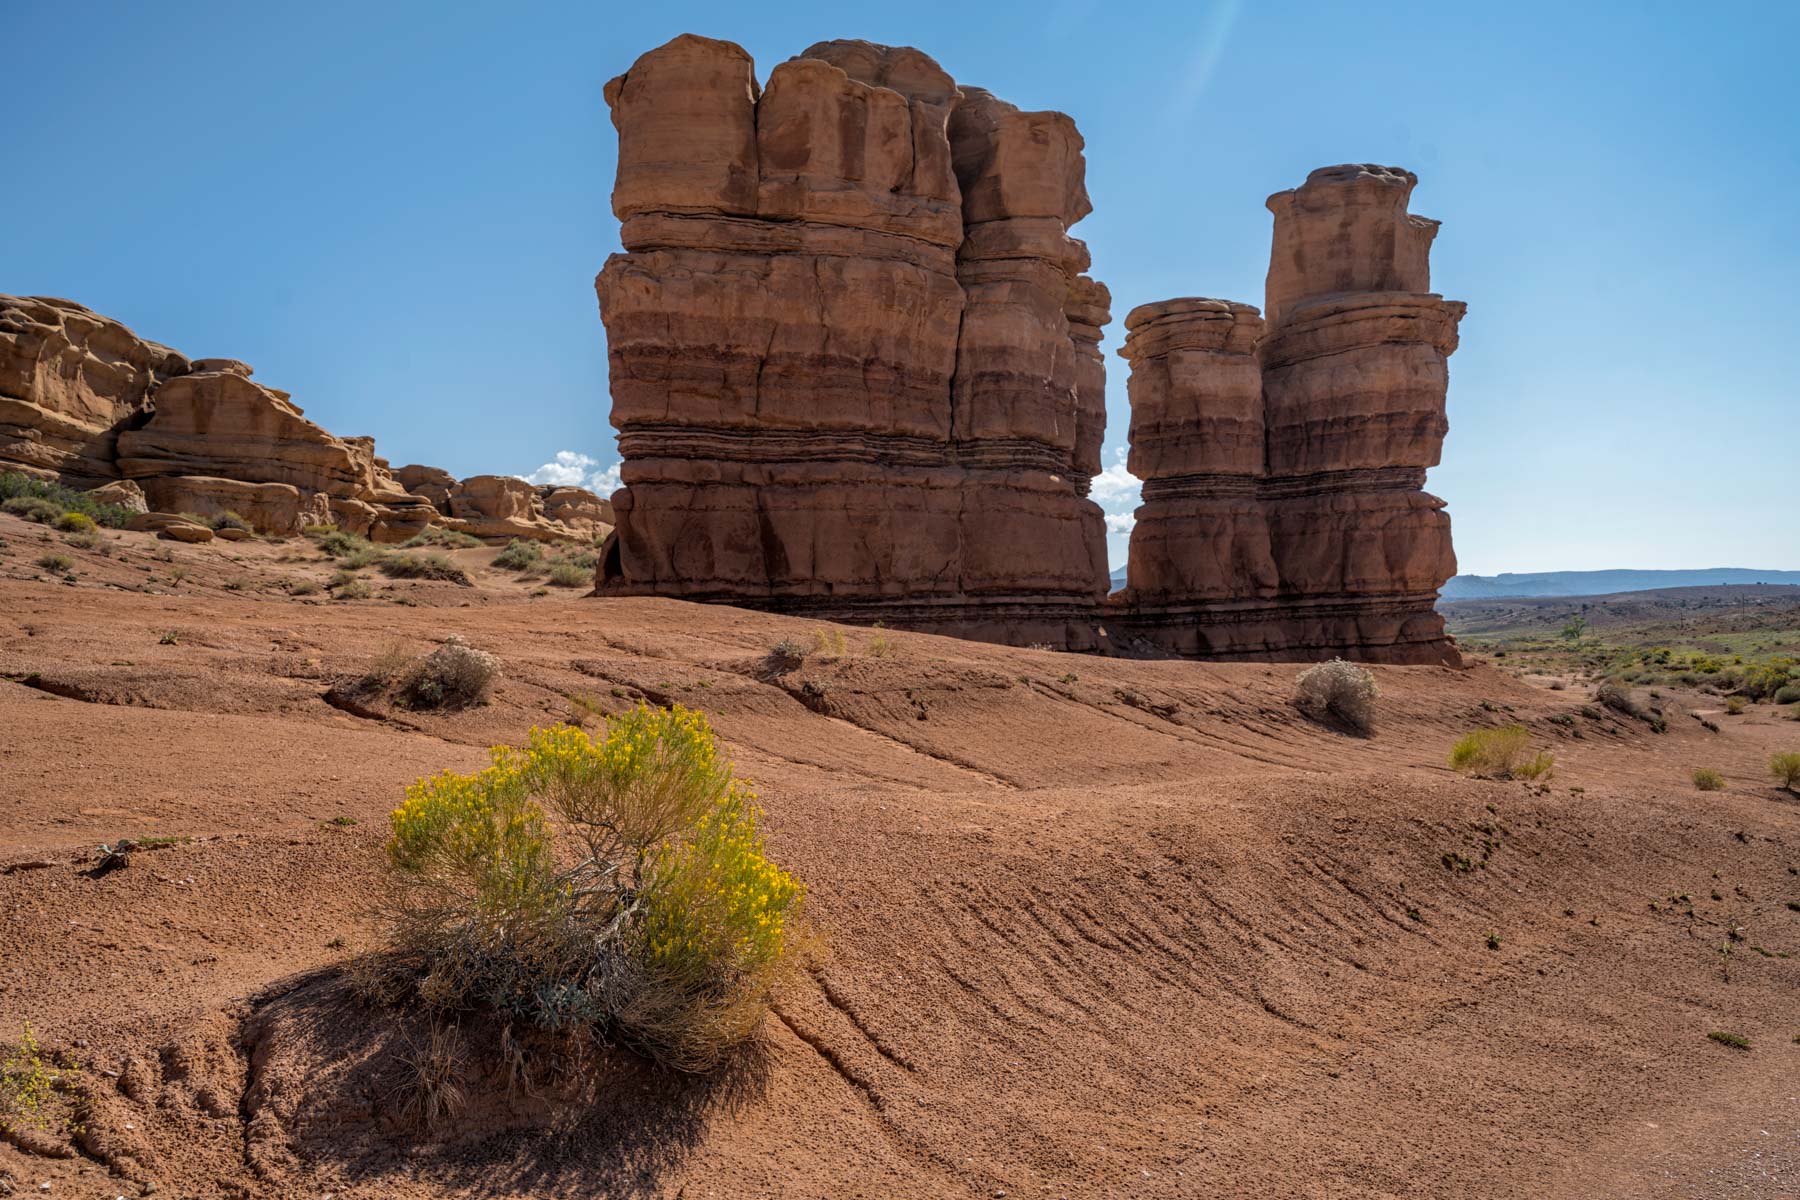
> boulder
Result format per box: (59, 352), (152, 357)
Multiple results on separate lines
(86, 479), (148, 515)
(159, 522), (214, 544)
(394, 464), (456, 513)
(446, 475), (594, 543)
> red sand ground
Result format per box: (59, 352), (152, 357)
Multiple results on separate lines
(2, 516), (1797, 1198)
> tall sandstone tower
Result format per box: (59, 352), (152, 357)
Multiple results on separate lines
(594, 35), (1112, 647)
(1115, 164), (1464, 663)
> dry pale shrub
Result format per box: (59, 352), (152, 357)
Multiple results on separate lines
(1295, 658), (1379, 734)
(399, 636), (498, 709)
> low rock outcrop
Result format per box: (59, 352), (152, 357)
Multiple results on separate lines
(0, 296), (610, 544)
(1110, 165), (1463, 663)
(594, 35), (1110, 645)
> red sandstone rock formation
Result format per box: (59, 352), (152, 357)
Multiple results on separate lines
(1112, 165), (1463, 664)
(594, 35), (1111, 645)
(0, 295), (608, 544)
(0, 296), (189, 481)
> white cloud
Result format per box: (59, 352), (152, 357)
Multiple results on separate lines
(1090, 447), (1141, 539)
(521, 450), (622, 495)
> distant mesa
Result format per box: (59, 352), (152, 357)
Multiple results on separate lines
(0, 295), (610, 543)
(1442, 568), (1800, 601)
(593, 35), (1463, 662)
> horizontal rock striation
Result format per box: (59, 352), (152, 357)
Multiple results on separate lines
(1110, 165), (1464, 664)
(594, 35), (1110, 645)
(1, 296), (609, 544)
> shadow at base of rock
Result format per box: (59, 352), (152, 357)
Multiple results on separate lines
(236, 967), (770, 1197)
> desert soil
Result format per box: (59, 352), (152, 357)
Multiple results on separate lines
(2, 516), (1797, 1198)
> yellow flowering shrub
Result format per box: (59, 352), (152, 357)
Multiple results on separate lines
(380, 703), (805, 1072)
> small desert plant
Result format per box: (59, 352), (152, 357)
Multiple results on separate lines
(1725, 696), (1747, 716)
(334, 577), (374, 600)
(402, 527), (482, 550)
(546, 559), (591, 588)
(867, 631), (894, 658)
(1513, 750), (1556, 780)
(158, 630), (179, 645)
(764, 638), (807, 676)
(0, 1022), (79, 1138)
(289, 578), (321, 596)
(3, 496), (62, 524)
(210, 510), (252, 533)
(383, 704), (805, 1072)
(35, 552), (74, 573)
(494, 538), (543, 571)
(1294, 658), (1378, 734)
(396, 636), (498, 709)
(394, 1021), (468, 1128)
(380, 552), (471, 586)
(1692, 768), (1726, 792)
(1448, 725), (1537, 777)
(812, 625), (848, 657)
(0, 471), (132, 527)
(316, 529), (376, 560)
(1706, 1030), (1750, 1050)
(63, 528), (103, 551)
(53, 511), (96, 533)
(1771, 751), (1800, 794)
(1772, 684), (1800, 706)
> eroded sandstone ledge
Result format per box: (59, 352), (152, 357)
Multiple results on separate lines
(0, 296), (610, 543)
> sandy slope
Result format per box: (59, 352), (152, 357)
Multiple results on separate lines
(2, 517), (1798, 1198)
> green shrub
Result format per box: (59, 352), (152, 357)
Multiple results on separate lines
(1448, 725), (1538, 777)
(494, 538), (543, 571)
(0, 1021), (79, 1138)
(334, 577), (373, 600)
(1294, 658), (1378, 734)
(1774, 685), (1800, 705)
(53, 511), (96, 533)
(3, 496), (62, 524)
(1772, 752), (1800, 794)
(35, 553), (74, 573)
(382, 704), (804, 1072)
(1725, 696), (1747, 716)
(379, 552), (471, 586)
(0, 472), (132, 528)
(547, 560), (591, 588)
(315, 529), (374, 559)
(64, 529), (103, 552)
(1692, 767), (1725, 792)
(402, 527), (482, 550)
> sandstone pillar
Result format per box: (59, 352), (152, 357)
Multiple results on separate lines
(595, 36), (1110, 645)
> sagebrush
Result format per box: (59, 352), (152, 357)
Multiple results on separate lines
(1294, 659), (1378, 734)
(381, 703), (805, 1071)
(1449, 725), (1553, 779)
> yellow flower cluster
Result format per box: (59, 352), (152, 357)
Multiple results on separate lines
(387, 763), (555, 916)
(639, 782), (804, 985)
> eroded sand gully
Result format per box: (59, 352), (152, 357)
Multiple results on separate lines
(1, 533), (1796, 1198)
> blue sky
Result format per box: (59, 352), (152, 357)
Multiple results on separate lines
(4, 1), (1794, 576)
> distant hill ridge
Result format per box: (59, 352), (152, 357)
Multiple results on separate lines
(1442, 568), (1800, 600)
